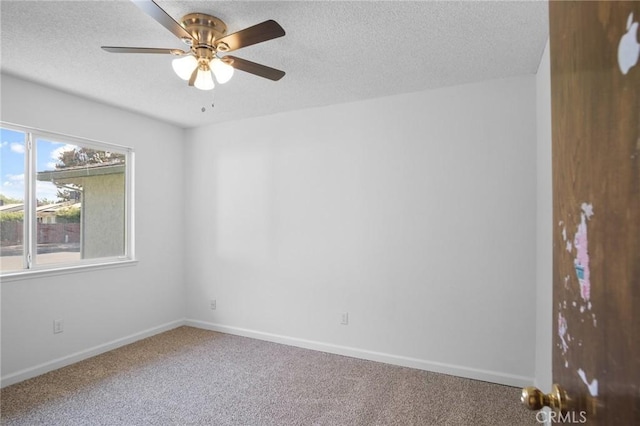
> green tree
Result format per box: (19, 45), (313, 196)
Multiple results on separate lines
(55, 189), (80, 202)
(55, 206), (81, 223)
(0, 211), (24, 223)
(0, 194), (23, 204)
(37, 198), (55, 207)
(56, 147), (125, 169)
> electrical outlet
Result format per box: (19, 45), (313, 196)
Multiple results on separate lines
(53, 319), (64, 334)
(341, 312), (349, 325)
(210, 299), (216, 310)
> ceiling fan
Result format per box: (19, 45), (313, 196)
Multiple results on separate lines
(102, 0), (286, 91)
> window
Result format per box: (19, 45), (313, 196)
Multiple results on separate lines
(0, 123), (134, 275)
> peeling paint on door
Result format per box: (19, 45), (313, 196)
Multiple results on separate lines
(574, 204), (593, 302)
(578, 368), (599, 397)
(558, 312), (569, 354)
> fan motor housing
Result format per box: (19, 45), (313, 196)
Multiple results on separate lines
(181, 13), (227, 47)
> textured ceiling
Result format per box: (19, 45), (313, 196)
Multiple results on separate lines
(0, 1), (549, 128)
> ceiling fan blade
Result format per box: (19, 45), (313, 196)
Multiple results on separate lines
(188, 67), (198, 86)
(223, 56), (285, 81)
(216, 20), (285, 52)
(102, 46), (187, 55)
(131, 0), (193, 42)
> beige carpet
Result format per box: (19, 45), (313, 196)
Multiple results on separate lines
(1, 326), (537, 425)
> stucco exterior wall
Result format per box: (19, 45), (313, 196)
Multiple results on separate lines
(80, 173), (125, 259)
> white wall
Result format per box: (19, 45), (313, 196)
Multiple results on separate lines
(535, 40), (553, 391)
(1, 71), (544, 389)
(0, 74), (186, 385)
(184, 75), (538, 386)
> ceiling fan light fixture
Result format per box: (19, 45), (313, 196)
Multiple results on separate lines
(102, 2), (286, 91)
(172, 55), (198, 80)
(194, 68), (215, 90)
(211, 58), (234, 84)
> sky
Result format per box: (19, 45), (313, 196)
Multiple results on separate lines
(0, 127), (77, 203)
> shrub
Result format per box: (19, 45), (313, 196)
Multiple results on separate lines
(0, 211), (24, 223)
(55, 206), (81, 223)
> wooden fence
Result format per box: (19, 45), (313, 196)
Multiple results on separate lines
(0, 222), (81, 246)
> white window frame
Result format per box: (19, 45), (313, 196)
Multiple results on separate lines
(1, 122), (136, 280)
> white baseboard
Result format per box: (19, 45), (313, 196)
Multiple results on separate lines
(1, 319), (186, 388)
(2, 318), (533, 389)
(186, 319), (534, 388)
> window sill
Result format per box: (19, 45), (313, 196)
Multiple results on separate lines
(0, 259), (138, 282)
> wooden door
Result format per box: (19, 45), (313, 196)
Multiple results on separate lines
(550, 0), (640, 424)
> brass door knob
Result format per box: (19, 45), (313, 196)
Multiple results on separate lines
(521, 384), (569, 413)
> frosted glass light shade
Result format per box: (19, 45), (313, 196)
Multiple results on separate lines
(194, 69), (215, 90)
(211, 58), (234, 84)
(172, 55), (198, 80)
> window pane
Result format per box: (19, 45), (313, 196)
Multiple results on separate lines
(0, 128), (26, 272)
(36, 139), (126, 264)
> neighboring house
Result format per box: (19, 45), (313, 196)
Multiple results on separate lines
(0, 201), (80, 221)
(36, 201), (81, 224)
(0, 201), (80, 246)
(0, 203), (24, 213)
(37, 162), (125, 259)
